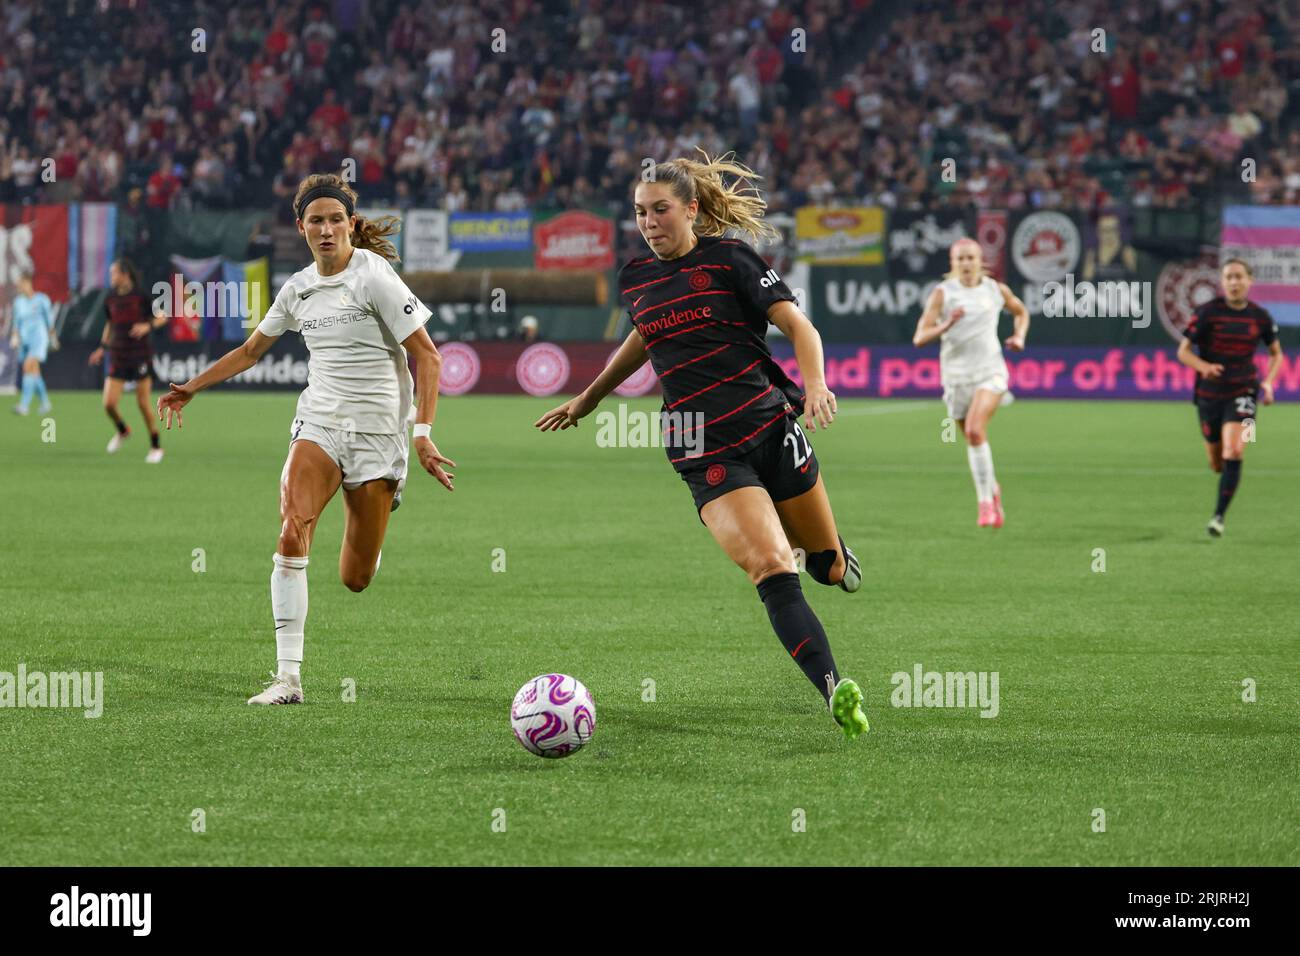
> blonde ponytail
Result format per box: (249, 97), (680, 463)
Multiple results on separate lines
(641, 149), (777, 244)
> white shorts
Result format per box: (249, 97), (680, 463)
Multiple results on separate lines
(942, 370), (1009, 421)
(289, 418), (408, 490)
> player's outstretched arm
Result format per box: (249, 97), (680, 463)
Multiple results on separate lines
(1261, 339), (1283, 404)
(156, 329), (279, 429)
(999, 282), (1029, 351)
(535, 327), (648, 431)
(912, 286), (953, 347)
(769, 299), (836, 431)
(401, 326), (456, 491)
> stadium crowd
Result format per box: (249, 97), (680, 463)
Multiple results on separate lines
(0, 0), (1296, 216)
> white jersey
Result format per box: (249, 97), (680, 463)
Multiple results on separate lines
(938, 275), (1007, 385)
(257, 248), (432, 435)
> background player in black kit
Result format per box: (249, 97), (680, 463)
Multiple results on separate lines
(1176, 259), (1284, 537)
(535, 153), (868, 739)
(88, 258), (168, 462)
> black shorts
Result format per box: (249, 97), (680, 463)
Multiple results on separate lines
(1197, 390), (1257, 444)
(680, 414), (820, 519)
(108, 356), (154, 382)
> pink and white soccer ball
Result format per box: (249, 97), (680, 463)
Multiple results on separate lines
(510, 674), (597, 758)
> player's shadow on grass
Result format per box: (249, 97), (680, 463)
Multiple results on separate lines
(88, 660), (258, 703)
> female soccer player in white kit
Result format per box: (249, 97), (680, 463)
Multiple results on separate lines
(156, 173), (456, 704)
(913, 238), (1029, 527)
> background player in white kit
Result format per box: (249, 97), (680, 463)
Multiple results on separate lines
(913, 238), (1029, 527)
(156, 173), (455, 704)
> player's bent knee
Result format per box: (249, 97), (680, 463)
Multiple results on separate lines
(278, 514), (313, 555)
(341, 569), (372, 593)
(805, 547), (845, 586)
(965, 426), (986, 446)
(748, 552), (795, 585)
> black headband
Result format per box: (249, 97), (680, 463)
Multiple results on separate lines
(296, 185), (355, 221)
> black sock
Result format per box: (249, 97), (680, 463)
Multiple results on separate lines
(107, 408), (127, 434)
(1215, 458), (1242, 517)
(149, 431), (160, 449)
(756, 572), (839, 702)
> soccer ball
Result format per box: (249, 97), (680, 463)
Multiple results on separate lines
(510, 674), (596, 758)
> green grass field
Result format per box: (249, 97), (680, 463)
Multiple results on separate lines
(2, 391), (1297, 866)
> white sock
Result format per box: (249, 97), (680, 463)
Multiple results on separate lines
(272, 553), (308, 678)
(966, 441), (996, 503)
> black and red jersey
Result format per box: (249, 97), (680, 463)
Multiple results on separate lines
(1184, 297), (1277, 400)
(618, 235), (804, 470)
(105, 293), (154, 361)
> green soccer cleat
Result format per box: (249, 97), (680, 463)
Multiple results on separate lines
(830, 677), (869, 739)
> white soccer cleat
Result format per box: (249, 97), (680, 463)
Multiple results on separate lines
(106, 431), (129, 453)
(145, 448), (164, 464)
(246, 672), (304, 705)
(837, 537), (862, 593)
(1207, 514), (1224, 537)
(12, 404), (29, 416)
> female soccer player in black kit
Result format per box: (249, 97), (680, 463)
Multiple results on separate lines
(535, 153), (868, 739)
(88, 258), (168, 462)
(1176, 259), (1284, 537)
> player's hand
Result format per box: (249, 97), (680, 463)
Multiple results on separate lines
(534, 393), (597, 431)
(157, 382), (193, 429)
(88, 347), (104, 366)
(415, 437), (456, 491)
(1202, 362), (1224, 380)
(803, 384), (837, 432)
(129, 321), (151, 339)
(1004, 333), (1026, 352)
(1260, 382), (1275, 406)
(944, 307), (965, 330)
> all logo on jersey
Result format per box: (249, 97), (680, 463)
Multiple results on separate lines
(689, 271), (711, 291)
(759, 268), (782, 289)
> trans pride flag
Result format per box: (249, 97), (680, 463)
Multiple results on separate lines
(1220, 206), (1300, 325)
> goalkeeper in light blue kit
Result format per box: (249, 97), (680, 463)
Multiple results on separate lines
(11, 271), (55, 415)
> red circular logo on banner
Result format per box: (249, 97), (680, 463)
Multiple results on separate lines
(438, 343), (481, 396)
(705, 464), (727, 486)
(1157, 251), (1220, 343)
(689, 270), (711, 291)
(516, 343), (571, 396)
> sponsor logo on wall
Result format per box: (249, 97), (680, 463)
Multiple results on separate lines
(1155, 250), (1221, 342)
(437, 342), (482, 395)
(515, 342), (571, 396)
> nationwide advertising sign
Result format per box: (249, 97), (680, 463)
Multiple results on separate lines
(449, 211), (532, 252)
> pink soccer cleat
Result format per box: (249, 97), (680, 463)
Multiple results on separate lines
(991, 484), (1004, 528)
(977, 501), (995, 527)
